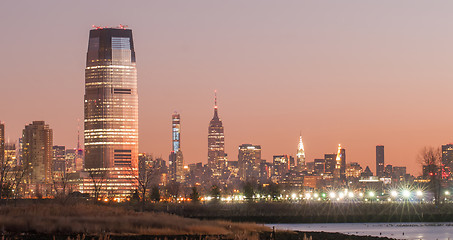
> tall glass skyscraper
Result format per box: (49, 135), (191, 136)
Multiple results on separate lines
(169, 112), (184, 183)
(84, 27), (138, 197)
(376, 145), (384, 178)
(208, 92), (226, 177)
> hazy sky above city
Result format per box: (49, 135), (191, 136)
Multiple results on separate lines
(2, 1), (453, 175)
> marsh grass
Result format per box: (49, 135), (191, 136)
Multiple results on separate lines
(0, 203), (268, 237)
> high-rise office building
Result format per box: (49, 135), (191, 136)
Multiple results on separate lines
(376, 145), (384, 177)
(392, 166), (406, 181)
(52, 146), (66, 178)
(84, 27), (138, 197)
(169, 112), (184, 183)
(4, 143), (17, 166)
(334, 144), (346, 180)
(208, 92), (226, 177)
(324, 154), (336, 174)
(345, 162), (363, 178)
(442, 144), (453, 179)
(272, 154), (291, 181)
(296, 134), (305, 169)
(314, 158), (325, 174)
(0, 122), (4, 166)
(238, 144), (261, 181)
(22, 121), (53, 194)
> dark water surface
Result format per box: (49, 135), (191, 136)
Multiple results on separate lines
(270, 222), (453, 240)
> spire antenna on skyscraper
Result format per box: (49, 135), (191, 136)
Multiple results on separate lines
(214, 90), (218, 109)
(297, 133), (306, 168)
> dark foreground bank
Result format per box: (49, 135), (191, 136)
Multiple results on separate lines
(0, 231), (396, 240)
(0, 202), (395, 240)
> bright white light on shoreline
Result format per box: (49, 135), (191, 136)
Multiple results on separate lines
(391, 190), (398, 197)
(402, 190), (411, 198)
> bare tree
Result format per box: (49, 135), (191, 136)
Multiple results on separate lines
(134, 165), (153, 205)
(0, 157), (12, 199)
(52, 169), (74, 203)
(88, 170), (106, 201)
(418, 146), (442, 205)
(0, 161), (31, 201)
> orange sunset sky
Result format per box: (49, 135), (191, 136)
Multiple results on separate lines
(2, 1), (453, 175)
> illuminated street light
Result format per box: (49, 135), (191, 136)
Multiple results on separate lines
(402, 189), (411, 198)
(416, 190), (423, 197)
(368, 191), (375, 198)
(445, 191), (450, 196)
(390, 190), (398, 197)
(348, 192), (354, 198)
(329, 192), (336, 198)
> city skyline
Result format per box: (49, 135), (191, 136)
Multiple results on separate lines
(4, 1), (453, 175)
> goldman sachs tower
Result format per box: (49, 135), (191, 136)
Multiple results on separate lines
(84, 26), (138, 197)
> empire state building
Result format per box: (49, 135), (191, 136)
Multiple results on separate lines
(208, 92), (226, 177)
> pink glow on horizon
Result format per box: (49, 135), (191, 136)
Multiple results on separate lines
(2, 1), (453, 176)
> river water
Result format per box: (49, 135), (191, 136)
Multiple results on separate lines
(270, 222), (453, 240)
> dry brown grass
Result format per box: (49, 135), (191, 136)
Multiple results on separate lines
(0, 203), (269, 237)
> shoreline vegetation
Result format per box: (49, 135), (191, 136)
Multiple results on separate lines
(145, 201), (453, 223)
(0, 201), (408, 239)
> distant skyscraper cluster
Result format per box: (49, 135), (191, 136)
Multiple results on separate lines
(0, 26), (440, 201)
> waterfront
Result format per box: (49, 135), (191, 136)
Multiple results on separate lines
(271, 222), (453, 240)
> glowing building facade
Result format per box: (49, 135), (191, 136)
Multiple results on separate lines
(0, 122), (4, 165)
(334, 144), (346, 180)
(22, 121), (53, 195)
(442, 144), (453, 180)
(238, 144), (261, 181)
(4, 143), (17, 166)
(296, 134), (305, 169)
(84, 27), (138, 197)
(208, 93), (226, 177)
(169, 112), (184, 183)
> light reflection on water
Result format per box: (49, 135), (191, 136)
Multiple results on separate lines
(269, 222), (453, 240)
